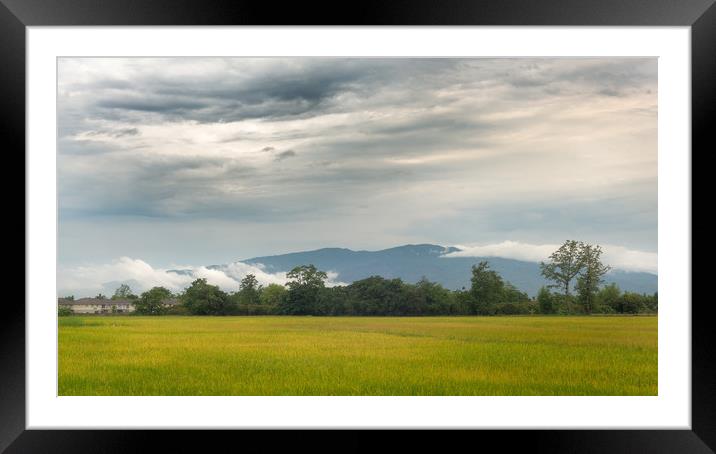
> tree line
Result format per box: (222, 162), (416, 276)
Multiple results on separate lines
(60, 240), (657, 317)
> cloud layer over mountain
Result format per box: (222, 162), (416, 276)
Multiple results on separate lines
(57, 257), (346, 298)
(444, 241), (657, 273)
(57, 240), (656, 298)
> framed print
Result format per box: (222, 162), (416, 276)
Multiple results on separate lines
(6, 0), (714, 451)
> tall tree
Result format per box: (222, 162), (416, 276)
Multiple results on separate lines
(182, 278), (235, 315)
(540, 240), (584, 311)
(280, 265), (328, 315)
(286, 265), (328, 289)
(238, 274), (262, 306)
(469, 261), (505, 315)
(347, 276), (405, 316)
(575, 244), (611, 314)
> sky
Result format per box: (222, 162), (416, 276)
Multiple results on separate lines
(57, 57), (657, 296)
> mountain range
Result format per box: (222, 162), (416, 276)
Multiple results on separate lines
(208, 244), (657, 297)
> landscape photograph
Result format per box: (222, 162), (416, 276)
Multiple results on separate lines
(57, 57), (657, 396)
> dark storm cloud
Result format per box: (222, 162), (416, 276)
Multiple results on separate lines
(59, 58), (474, 127)
(275, 150), (297, 161)
(85, 127), (140, 138)
(58, 58), (658, 135)
(598, 88), (622, 97)
(97, 97), (210, 114)
(57, 57), (658, 270)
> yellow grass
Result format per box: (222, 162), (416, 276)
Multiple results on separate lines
(58, 315), (657, 396)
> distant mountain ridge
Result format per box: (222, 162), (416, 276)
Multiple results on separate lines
(226, 244), (657, 297)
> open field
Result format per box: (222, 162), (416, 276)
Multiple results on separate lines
(59, 316), (657, 396)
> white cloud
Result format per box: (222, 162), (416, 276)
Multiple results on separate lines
(446, 241), (556, 263)
(221, 261), (288, 287)
(599, 245), (658, 274)
(57, 257), (346, 298)
(325, 271), (349, 287)
(443, 241), (657, 274)
(57, 257), (189, 297)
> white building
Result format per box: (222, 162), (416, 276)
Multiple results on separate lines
(58, 297), (182, 314)
(58, 297), (136, 314)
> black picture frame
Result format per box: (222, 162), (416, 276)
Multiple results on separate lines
(5, 0), (712, 451)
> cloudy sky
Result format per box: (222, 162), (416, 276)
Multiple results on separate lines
(58, 57), (657, 295)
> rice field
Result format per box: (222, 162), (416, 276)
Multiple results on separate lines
(58, 315), (657, 396)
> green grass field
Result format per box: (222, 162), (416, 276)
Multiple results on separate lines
(58, 315), (657, 396)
